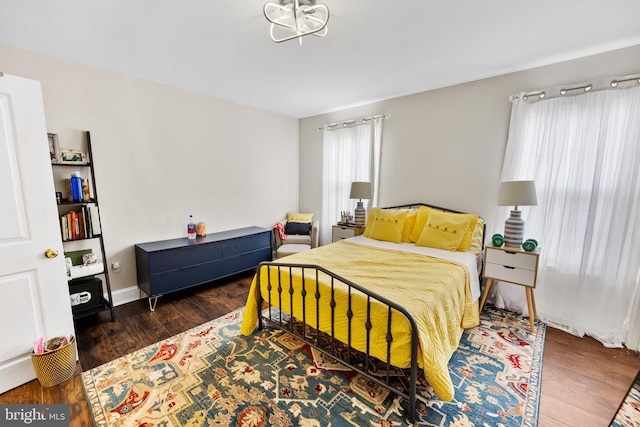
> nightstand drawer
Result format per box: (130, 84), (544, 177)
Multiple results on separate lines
(480, 245), (541, 331)
(333, 227), (355, 239)
(332, 225), (365, 242)
(485, 248), (537, 270)
(484, 262), (536, 286)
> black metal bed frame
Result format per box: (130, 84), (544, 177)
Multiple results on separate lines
(255, 262), (420, 423)
(254, 202), (485, 424)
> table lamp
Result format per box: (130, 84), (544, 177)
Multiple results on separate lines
(498, 180), (537, 247)
(350, 181), (371, 227)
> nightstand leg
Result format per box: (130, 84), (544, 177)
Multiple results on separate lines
(479, 278), (493, 312)
(530, 288), (538, 319)
(525, 287), (536, 333)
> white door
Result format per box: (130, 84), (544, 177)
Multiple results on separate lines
(0, 74), (74, 393)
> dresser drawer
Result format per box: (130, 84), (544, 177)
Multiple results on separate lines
(484, 262), (536, 287)
(485, 248), (537, 270)
(148, 260), (223, 296)
(221, 232), (270, 258)
(223, 247), (272, 275)
(147, 244), (222, 273)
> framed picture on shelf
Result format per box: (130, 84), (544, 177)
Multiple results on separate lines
(47, 133), (60, 164)
(59, 148), (86, 164)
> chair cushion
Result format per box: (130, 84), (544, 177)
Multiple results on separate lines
(276, 244), (311, 258)
(285, 221), (311, 235)
(284, 234), (311, 245)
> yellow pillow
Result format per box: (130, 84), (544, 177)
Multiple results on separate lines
(287, 212), (313, 223)
(409, 205), (433, 243)
(366, 208), (416, 242)
(363, 207), (378, 238)
(442, 211), (479, 252)
(468, 217), (485, 254)
(402, 210), (418, 243)
(369, 209), (408, 244)
(415, 210), (471, 251)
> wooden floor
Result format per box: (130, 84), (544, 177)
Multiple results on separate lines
(1, 271), (639, 427)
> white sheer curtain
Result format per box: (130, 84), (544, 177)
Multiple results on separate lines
(321, 118), (382, 245)
(491, 82), (640, 350)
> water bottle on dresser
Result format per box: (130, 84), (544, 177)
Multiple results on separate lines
(187, 215), (196, 240)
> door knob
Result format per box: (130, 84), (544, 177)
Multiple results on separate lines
(44, 248), (59, 259)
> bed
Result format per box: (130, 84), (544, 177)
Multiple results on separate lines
(240, 203), (485, 423)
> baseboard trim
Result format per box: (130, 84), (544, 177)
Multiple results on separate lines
(110, 285), (142, 307)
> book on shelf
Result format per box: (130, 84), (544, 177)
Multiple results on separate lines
(87, 203), (101, 236)
(60, 215), (68, 241)
(60, 203), (102, 241)
(70, 210), (78, 240)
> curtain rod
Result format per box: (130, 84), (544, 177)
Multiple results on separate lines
(317, 113), (389, 132)
(510, 73), (640, 103)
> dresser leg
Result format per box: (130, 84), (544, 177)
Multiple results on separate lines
(525, 287), (536, 333)
(479, 278), (493, 312)
(148, 296), (160, 312)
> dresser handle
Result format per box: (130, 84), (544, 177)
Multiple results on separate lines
(502, 265), (516, 269)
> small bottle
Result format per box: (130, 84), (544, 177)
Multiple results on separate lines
(82, 179), (91, 202)
(187, 215), (196, 239)
(70, 172), (82, 202)
(65, 179), (73, 202)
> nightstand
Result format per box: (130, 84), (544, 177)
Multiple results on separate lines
(332, 224), (365, 242)
(479, 245), (540, 332)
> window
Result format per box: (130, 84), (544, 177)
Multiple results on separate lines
(321, 118), (382, 245)
(494, 84), (640, 349)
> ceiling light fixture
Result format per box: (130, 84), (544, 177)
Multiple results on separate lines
(263, 0), (329, 46)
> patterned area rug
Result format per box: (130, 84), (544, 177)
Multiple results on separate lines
(611, 371), (640, 427)
(82, 306), (545, 426)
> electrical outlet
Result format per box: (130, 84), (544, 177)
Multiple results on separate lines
(111, 261), (121, 273)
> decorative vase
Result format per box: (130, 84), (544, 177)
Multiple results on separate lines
(504, 210), (525, 247)
(354, 201), (366, 227)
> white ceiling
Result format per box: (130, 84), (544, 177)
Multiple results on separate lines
(2, 0), (640, 118)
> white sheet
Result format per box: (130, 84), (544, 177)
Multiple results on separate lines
(344, 235), (481, 302)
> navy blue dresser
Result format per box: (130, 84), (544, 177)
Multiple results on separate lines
(135, 226), (271, 310)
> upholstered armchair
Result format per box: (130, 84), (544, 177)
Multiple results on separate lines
(274, 215), (319, 259)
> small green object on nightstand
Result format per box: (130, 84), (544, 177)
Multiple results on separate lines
(492, 234), (505, 247)
(522, 239), (538, 252)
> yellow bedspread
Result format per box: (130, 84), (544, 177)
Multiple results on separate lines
(240, 240), (480, 401)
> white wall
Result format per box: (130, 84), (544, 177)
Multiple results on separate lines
(3, 41), (640, 298)
(299, 44), (640, 240)
(1, 43), (299, 297)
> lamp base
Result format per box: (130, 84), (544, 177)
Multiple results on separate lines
(504, 210), (525, 247)
(354, 201), (366, 227)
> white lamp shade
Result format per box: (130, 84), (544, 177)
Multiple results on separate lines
(350, 182), (372, 200)
(498, 180), (537, 247)
(498, 180), (537, 208)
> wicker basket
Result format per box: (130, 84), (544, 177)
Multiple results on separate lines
(31, 336), (76, 387)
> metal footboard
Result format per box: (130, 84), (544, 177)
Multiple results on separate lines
(255, 261), (419, 424)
